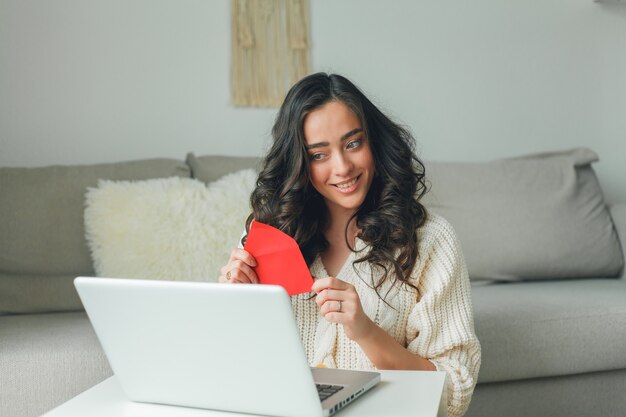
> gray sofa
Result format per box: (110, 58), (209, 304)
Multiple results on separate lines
(1, 148), (625, 417)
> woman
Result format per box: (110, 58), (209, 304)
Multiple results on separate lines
(219, 73), (481, 417)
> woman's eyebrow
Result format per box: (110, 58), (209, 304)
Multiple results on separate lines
(340, 128), (364, 141)
(305, 128), (364, 150)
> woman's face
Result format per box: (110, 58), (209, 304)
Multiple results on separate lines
(303, 100), (375, 217)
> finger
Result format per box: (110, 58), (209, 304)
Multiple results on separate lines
(314, 289), (343, 307)
(320, 299), (344, 316)
(219, 264), (230, 277)
(311, 277), (333, 292)
(231, 260), (259, 284)
(311, 276), (347, 293)
(220, 252), (259, 283)
(226, 267), (255, 284)
(218, 267), (235, 283)
(219, 265), (249, 283)
(321, 311), (343, 324)
(228, 248), (257, 267)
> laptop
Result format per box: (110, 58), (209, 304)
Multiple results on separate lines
(74, 277), (380, 417)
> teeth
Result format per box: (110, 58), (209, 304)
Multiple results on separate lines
(336, 177), (358, 189)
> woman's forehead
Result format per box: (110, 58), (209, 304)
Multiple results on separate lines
(303, 101), (362, 145)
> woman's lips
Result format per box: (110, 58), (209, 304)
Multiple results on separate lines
(333, 175), (361, 194)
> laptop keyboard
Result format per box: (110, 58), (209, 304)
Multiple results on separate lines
(316, 384), (344, 401)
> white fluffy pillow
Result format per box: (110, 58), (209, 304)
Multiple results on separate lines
(84, 169), (256, 281)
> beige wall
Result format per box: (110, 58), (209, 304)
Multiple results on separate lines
(1, 0), (625, 202)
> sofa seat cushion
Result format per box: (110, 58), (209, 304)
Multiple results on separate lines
(0, 312), (112, 417)
(472, 278), (626, 383)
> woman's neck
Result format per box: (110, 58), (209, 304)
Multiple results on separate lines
(321, 210), (359, 276)
(324, 207), (359, 249)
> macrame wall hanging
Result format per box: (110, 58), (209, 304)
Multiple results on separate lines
(231, 0), (311, 107)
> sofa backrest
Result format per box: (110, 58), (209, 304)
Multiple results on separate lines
(187, 148), (624, 282)
(2, 148), (623, 314)
(186, 153), (261, 183)
(0, 159), (190, 314)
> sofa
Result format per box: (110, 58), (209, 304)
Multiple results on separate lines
(1, 148), (625, 417)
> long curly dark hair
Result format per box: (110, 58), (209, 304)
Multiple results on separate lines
(245, 73), (428, 295)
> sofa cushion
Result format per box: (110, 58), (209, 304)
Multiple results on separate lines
(84, 171), (256, 282)
(472, 278), (626, 383)
(0, 159), (190, 314)
(186, 153), (261, 183)
(0, 274), (80, 316)
(423, 148), (623, 281)
(0, 312), (112, 417)
(467, 370), (626, 417)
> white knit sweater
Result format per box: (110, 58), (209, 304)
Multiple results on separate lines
(290, 212), (481, 417)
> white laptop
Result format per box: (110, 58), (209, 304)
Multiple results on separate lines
(74, 277), (380, 417)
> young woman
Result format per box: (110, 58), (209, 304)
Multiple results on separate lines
(219, 73), (481, 417)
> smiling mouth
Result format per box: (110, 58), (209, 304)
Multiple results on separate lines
(334, 175), (361, 190)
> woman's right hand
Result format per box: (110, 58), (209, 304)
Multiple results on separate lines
(218, 248), (259, 284)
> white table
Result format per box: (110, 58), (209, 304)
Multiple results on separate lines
(42, 370), (447, 417)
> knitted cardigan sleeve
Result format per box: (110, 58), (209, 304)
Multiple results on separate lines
(405, 214), (481, 417)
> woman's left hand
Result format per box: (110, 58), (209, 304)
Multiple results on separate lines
(312, 277), (374, 342)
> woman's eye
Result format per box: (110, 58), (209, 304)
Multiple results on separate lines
(347, 139), (362, 149)
(310, 153), (325, 161)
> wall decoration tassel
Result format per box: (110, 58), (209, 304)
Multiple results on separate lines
(231, 0), (311, 107)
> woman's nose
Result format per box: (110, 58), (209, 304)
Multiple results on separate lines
(331, 153), (353, 176)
